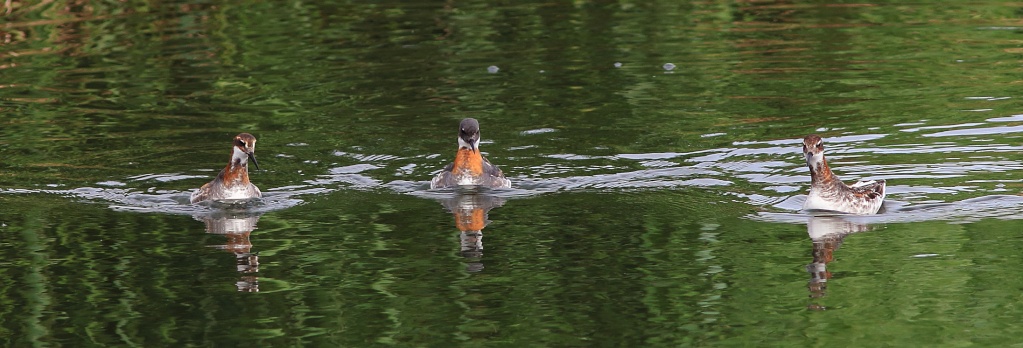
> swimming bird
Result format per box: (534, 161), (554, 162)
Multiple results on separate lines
(801, 134), (885, 215)
(430, 118), (511, 189)
(190, 133), (262, 203)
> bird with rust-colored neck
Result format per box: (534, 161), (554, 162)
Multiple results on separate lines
(430, 118), (511, 189)
(801, 134), (885, 215)
(190, 133), (262, 203)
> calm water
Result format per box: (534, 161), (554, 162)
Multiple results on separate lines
(2, 0), (1023, 346)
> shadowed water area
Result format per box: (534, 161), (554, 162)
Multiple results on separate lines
(2, 0), (1023, 346)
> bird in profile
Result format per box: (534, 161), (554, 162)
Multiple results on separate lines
(801, 134), (885, 215)
(430, 118), (511, 189)
(190, 133), (262, 203)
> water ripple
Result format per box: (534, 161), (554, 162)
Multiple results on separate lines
(924, 125), (1023, 137)
(1, 187), (307, 216)
(753, 195), (1023, 226)
(4, 114), (1021, 223)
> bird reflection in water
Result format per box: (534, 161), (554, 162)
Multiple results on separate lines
(438, 193), (506, 273)
(806, 215), (876, 310)
(194, 208), (262, 292)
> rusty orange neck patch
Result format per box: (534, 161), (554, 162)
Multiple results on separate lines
(452, 148), (484, 176)
(810, 160), (833, 184)
(222, 162), (251, 185)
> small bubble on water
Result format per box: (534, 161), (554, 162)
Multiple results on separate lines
(662, 63), (676, 71)
(539, 70), (545, 73)
(613, 62), (622, 68)
(487, 65), (500, 73)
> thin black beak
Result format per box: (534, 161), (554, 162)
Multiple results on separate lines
(248, 151), (259, 170)
(461, 134), (479, 152)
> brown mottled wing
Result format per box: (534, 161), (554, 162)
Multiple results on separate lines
(869, 180), (885, 199)
(850, 179), (885, 199)
(481, 156), (512, 188)
(441, 162), (455, 173)
(190, 181), (214, 203)
(430, 162), (457, 189)
(190, 167), (228, 203)
(481, 156), (505, 178)
(846, 179), (886, 214)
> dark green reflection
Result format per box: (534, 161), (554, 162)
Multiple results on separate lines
(3, 0), (1023, 346)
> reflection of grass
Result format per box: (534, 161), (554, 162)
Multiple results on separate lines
(1, 0), (1023, 344)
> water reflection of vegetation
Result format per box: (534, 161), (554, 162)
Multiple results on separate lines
(2, 0), (1021, 199)
(2, 0), (1023, 346)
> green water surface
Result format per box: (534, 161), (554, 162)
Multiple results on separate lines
(2, 1), (1023, 346)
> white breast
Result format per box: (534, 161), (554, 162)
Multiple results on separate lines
(221, 184), (262, 201)
(802, 189), (834, 211)
(456, 175), (482, 186)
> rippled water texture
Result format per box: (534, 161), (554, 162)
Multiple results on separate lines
(2, 1), (1023, 346)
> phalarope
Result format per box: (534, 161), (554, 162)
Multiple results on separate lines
(190, 133), (262, 203)
(801, 134), (885, 215)
(430, 118), (511, 189)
